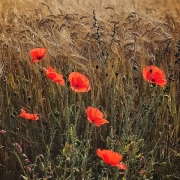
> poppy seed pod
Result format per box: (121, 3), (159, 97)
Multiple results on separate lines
(54, 111), (60, 117)
(27, 96), (31, 102)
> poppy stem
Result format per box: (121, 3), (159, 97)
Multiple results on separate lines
(94, 125), (97, 143)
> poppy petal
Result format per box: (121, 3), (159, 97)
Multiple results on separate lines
(92, 117), (109, 126)
(96, 149), (103, 158)
(38, 48), (47, 57)
(116, 163), (127, 170)
(53, 74), (65, 85)
(30, 50), (38, 59)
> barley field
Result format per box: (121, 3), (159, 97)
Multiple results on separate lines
(0, 0), (180, 179)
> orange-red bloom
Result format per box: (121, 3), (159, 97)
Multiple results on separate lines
(85, 106), (109, 127)
(68, 72), (91, 92)
(142, 66), (167, 86)
(97, 149), (127, 170)
(43, 67), (65, 86)
(30, 48), (47, 64)
(19, 109), (39, 121)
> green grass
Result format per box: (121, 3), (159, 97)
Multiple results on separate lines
(0, 4), (180, 180)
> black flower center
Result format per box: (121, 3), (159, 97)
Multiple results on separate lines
(37, 56), (43, 60)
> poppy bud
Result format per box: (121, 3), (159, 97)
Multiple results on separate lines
(174, 53), (179, 57)
(158, 101), (161, 106)
(14, 91), (17, 96)
(163, 86), (169, 93)
(39, 162), (44, 171)
(122, 76), (126, 81)
(10, 114), (15, 119)
(134, 77), (138, 82)
(54, 111), (60, 117)
(133, 65), (137, 71)
(28, 96), (31, 102)
(66, 157), (70, 164)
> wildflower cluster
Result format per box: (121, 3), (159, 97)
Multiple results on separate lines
(17, 47), (168, 174)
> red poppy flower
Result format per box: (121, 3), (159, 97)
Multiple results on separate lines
(85, 106), (109, 126)
(142, 66), (167, 86)
(19, 109), (39, 121)
(68, 72), (91, 92)
(43, 67), (65, 86)
(30, 48), (47, 64)
(97, 148), (127, 170)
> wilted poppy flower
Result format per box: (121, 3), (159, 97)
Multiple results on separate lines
(68, 72), (91, 92)
(97, 148), (127, 170)
(43, 67), (65, 86)
(142, 66), (167, 86)
(85, 106), (109, 126)
(30, 48), (47, 64)
(19, 108), (39, 121)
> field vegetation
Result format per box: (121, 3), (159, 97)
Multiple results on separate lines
(0, 0), (180, 179)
